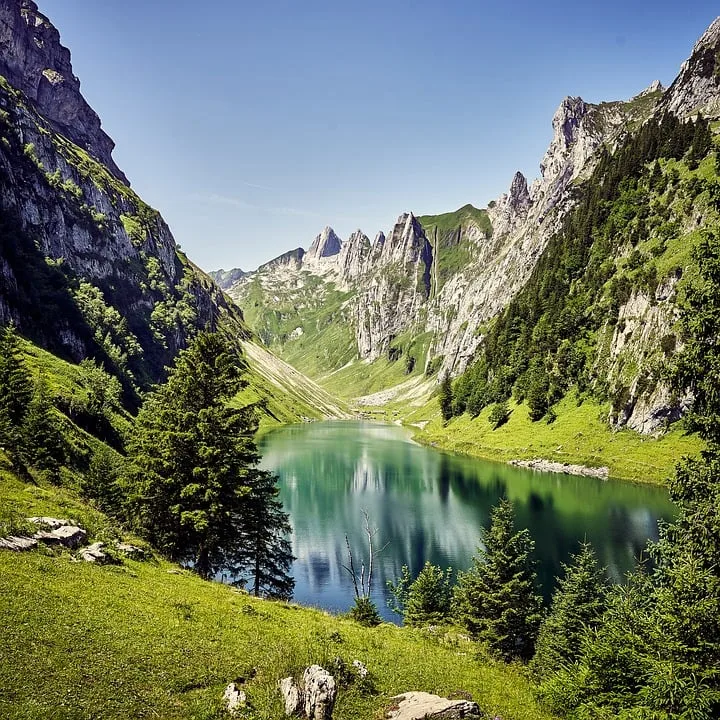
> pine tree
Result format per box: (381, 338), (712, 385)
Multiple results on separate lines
(81, 445), (124, 517)
(439, 374), (453, 421)
(388, 562), (453, 627)
(237, 467), (295, 599)
(453, 499), (543, 661)
(529, 542), (608, 684)
(22, 377), (65, 478)
(0, 324), (33, 462)
(127, 331), (294, 595)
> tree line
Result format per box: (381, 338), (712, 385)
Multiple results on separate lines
(442, 111), (714, 423)
(0, 325), (294, 599)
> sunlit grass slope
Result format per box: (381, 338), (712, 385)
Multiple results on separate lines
(0, 470), (552, 720)
(408, 392), (701, 485)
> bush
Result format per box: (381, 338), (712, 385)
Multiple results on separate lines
(348, 597), (382, 627)
(488, 401), (510, 429)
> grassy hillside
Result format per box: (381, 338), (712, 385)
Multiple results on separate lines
(0, 467), (551, 720)
(403, 392), (701, 485)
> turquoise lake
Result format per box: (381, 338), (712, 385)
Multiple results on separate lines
(259, 420), (675, 621)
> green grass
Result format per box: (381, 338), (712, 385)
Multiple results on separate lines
(0, 470), (552, 720)
(411, 393), (701, 485)
(418, 204), (493, 291)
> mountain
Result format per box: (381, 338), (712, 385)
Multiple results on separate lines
(0, 0), (345, 420)
(218, 16), (720, 438)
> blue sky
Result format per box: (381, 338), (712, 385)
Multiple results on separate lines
(47, 1), (719, 272)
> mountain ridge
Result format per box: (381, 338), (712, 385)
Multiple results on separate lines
(216, 17), (720, 438)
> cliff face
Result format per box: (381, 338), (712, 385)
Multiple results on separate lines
(0, 0), (245, 390)
(0, 0), (126, 182)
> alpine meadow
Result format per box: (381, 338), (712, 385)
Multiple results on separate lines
(3, 1), (720, 719)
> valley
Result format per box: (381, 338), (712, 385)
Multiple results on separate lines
(2, 2), (720, 719)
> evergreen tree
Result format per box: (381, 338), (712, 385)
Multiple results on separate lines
(236, 468), (295, 599)
(552, 223), (720, 717)
(453, 499), (543, 661)
(388, 562), (453, 627)
(81, 445), (125, 517)
(127, 331), (294, 596)
(439, 373), (453, 421)
(0, 324), (33, 458)
(529, 542), (608, 684)
(22, 377), (65, 478)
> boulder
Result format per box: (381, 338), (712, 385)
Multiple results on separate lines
(115, 542), (146, 559)
(33, 525), (87, 549)
(0, 535), (38, 551)
(280, 676), (304, 716)
(223, 683), (247, 716)
(27, 516), (70, 529)
(80, 542), (107, 563)
(303, 665), (336, 720)
(387, 692), (481, 720)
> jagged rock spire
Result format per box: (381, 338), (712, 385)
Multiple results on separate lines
(660, 16), (720, 117)
(306, 227), (342, 261)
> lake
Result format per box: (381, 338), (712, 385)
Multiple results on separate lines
(259, 420), (675, 621)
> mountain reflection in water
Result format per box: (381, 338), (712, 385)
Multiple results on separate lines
(259, 421), (674, 621)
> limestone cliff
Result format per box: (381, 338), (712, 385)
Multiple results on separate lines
(0, 0), (246, 391)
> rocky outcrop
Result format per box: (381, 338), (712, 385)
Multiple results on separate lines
(386, 692), (481, 720)
(602, 275), (691, 434)
(338, 230), (371, 281)
(0, 0), (245, 385)
(209, 267), (247, 290)
(660, 16), (720, 117)
(354, 213), (433, 360)
(0, 0), (127, 182)
(306, 227), (342, 263)
(223, 683), (247, 717)
(510, 459), (609, 480)
(279, 665), (337, 720)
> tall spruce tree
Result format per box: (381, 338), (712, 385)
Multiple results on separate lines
(0, 324), (33, 459)
(439, 374), (454, 421)
(22, 377), (65, 478)
(127, 331), (294, 597)
(529, 542), (608, 684)
(453, 498), (543, 661)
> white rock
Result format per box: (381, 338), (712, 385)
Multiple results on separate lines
(0, 535), (38, 551)
(27, 516), (70, 529)
(303, 665), (336, 720)
(223, 683), (246, 716)
(387, 692), (480, 720)
(80, 542), (106, 563)
(279, 676), (304, 716)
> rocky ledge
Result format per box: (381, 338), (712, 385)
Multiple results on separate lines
(510, 459), (609, 479)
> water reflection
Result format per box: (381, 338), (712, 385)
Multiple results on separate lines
(259, 421), (675, 621)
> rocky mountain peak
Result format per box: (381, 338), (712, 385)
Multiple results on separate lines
(306, 226), (341, 261)
(338, 230), (371, 282)
(0, 0), (128, 183)
(508, 171), (531, 210)
(638, 79), (665, 97)
(552, 97), (589, 153)
(659, 16), (720, 117)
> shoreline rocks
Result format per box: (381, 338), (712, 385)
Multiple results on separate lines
(510, 458), (609, 479)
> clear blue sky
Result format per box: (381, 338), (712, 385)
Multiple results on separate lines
(46, 1), (719, 272)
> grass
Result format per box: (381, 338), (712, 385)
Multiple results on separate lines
(409, 393), (701, 485)
(0, 469), (552, 720)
